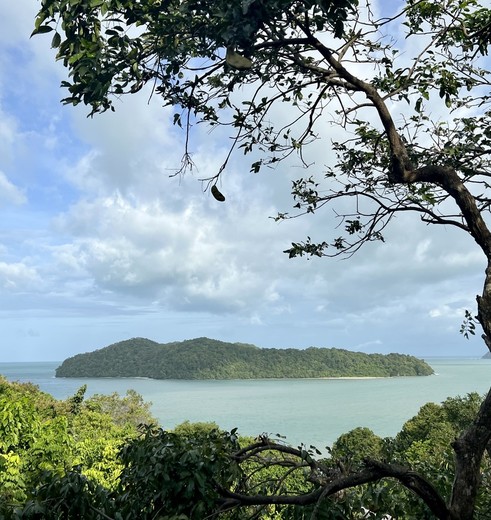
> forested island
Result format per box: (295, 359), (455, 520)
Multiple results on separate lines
(56, 337), (434, 379)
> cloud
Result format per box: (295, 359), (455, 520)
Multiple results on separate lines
(429, 305), (467, 319)
(0, 261), (41, 290)
(0, 171), (26, 206)
(50, 191), (296, 315)
(353, 339), (383, 352)
(0, 107), (17, 161)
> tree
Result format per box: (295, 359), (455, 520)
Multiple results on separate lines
(33, 0), (491, 518)
(0, 378), (158, 516)
(0, 377), (74, 512)
(19, 422), (243, 520)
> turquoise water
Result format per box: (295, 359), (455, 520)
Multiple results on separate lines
(1, 358), (490, 449)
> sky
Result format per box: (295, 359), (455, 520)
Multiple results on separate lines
(0, 1), (487, 361)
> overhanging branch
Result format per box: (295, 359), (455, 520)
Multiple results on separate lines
(218, 456), (449, 519)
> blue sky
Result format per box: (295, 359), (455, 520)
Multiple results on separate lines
(0, 1), (486, 361)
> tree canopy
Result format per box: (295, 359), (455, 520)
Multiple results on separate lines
(33, 0), (491, 518)
(0, 376), (156, 516)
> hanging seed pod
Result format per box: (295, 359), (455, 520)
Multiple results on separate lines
(211, 184), (226, 202)
(226, 47), (252, 70)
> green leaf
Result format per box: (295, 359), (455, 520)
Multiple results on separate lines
(31, 25), (54, 37)
(51, 32), (61, 48)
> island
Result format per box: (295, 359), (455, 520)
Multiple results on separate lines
(55, 337), (434, 379)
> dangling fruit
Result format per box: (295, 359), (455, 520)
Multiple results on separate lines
(211, 184), (226, 202)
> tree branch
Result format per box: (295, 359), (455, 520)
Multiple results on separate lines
(219, 457), (449, 519)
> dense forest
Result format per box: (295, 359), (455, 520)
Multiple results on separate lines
(0, 375), (488, 519)
(56, 337), (434, 379)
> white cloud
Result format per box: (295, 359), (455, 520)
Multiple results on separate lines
(0, 171), (26, 206)
(429, 305), (469, 320)
(0, 109), (16, 156)
(0, 261), (41, 290)
(353, 339), (383, 352)
(50, 191), (290, 314)
(415, 239), (431, 263)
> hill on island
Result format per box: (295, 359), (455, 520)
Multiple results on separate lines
(56, 337), (434, 379)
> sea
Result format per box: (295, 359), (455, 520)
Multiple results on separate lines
(1, 358), (490, 450)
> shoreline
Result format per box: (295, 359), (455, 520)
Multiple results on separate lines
(313, 376), (384, 380)
(54, 374), (422, 381)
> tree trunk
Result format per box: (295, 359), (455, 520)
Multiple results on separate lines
(450, 389), (491, 519)
(449, 261), (491, 519)
(477, 262), (491, 352)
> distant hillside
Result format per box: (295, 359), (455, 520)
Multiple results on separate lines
(56, 337), (434, 379)
(483, 352), (491, 359)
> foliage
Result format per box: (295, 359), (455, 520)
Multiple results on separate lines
(84, 389), (156, 429)
(330, 427), (384, 466)
(116, 425), (241, 519)
(55, 336), (434, 379)
(19, 468), (114, 520)
(0, 378), (68, 510)
(18, 421), (243, 520)
(0, 377), (156, 515)
(32, 0), (357, 120)
(320, 393), (491, 520)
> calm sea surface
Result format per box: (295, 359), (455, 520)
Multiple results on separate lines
(1, 358), (490, 449)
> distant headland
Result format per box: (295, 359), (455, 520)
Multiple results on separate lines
(55, 337), (434, 380)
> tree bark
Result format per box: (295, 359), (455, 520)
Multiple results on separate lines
(477, 262), (491, 352)
(450, 386), (491, 519)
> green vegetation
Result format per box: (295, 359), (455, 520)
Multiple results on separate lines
(1, 375), (489, 519)
(0, 376), (156, 517)
(320, 393), (491, 519)
(55, 337), (433, 379)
